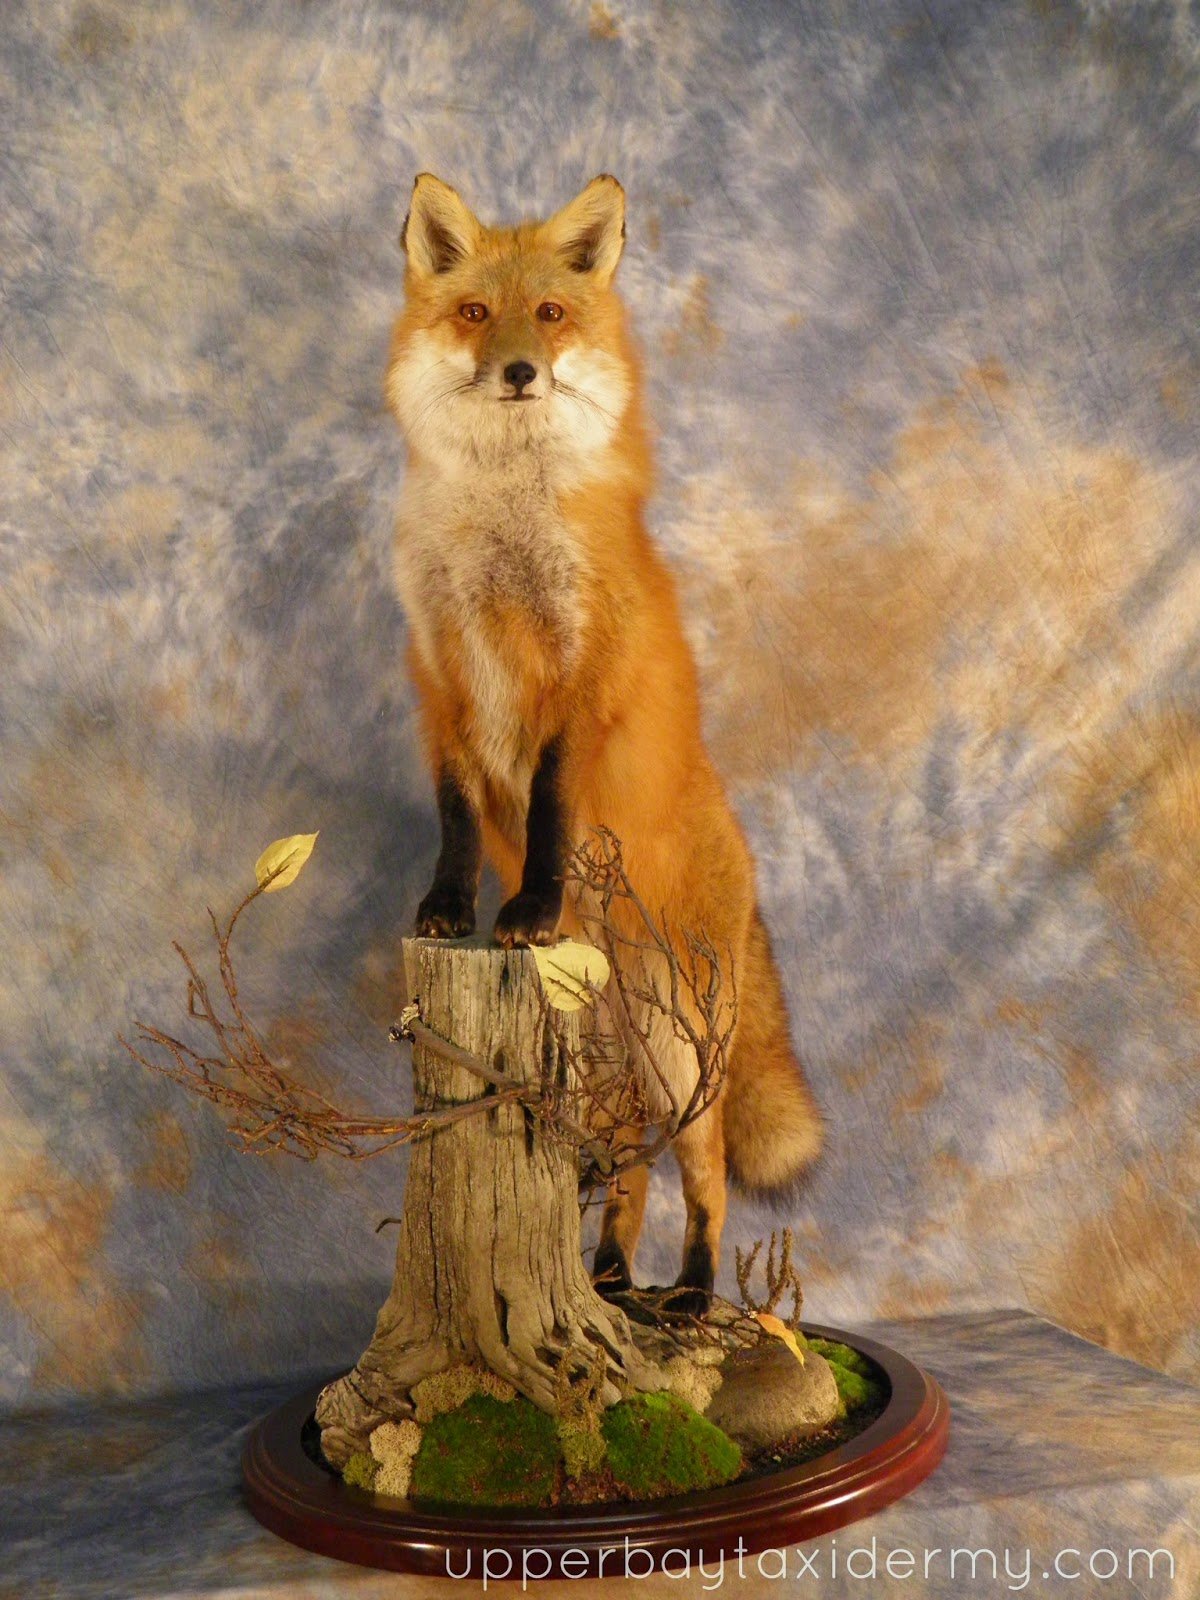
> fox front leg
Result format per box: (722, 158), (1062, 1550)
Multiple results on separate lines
(415, 765), (482, 938)
(494, 734), (565, 948)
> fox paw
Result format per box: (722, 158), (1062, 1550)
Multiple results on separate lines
(415, 883), (476, 939)
(493, 891), (561, 948)
(592, 1240), (633, 1301)
(662, 1239), (714, 1318)
(660, 1283), (713, 1318)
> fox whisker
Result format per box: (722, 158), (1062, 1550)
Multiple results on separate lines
(408, 372), (478, 433)
(554, 379), (616, 423)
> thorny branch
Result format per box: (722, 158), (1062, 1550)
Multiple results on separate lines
(735, 1228), (805, 1328)
(120, 831), (736, 1183)
(118, 870), (491, 1161)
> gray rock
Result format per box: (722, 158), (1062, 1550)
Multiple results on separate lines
(705, 1343), (841, 1451)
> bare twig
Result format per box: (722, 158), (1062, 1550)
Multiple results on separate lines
(560, 828), (737, 1192)
(122, 830), (736, 1185)
(603, 1285), (765, 1355)
(735, 1228), (805, 1327)
(118, 873), (526, 1162)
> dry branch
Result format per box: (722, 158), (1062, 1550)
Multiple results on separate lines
(735, 1228), (805, 1327)
(120, 830), (736, 1185)
(118, 869), (531, 1161)
(559, 827), (737, 1190)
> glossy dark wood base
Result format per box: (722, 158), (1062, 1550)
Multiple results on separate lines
(241, 1323), (950, 1579)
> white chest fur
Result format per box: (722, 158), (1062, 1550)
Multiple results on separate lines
(394, 460), (587, 795)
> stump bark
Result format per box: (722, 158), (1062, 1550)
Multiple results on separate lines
(315, 936), (665, 1468)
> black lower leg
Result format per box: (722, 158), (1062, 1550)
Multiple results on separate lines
(667, 1205), (714, 1315)
(494, 734), (565, 946)
(593, 1235), (633, 1298)
(415, 765), (481, 938)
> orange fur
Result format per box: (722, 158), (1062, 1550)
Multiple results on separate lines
(387, 175), (822, 1293)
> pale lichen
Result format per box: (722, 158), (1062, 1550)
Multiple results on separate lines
(663, 1352), (724, 1414)
(411, 1362), (516, 1423)
(367, 1416), (424, 1498)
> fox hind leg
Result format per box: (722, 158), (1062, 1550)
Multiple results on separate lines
(592, 981), (731, 1314)
(666, 1105), (727, 1315)
(593, 1146), (649, 1300)
(591, 1109), (728, 1316)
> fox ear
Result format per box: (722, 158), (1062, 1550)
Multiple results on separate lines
(402, 174), (481, 277)
(543, 175), (625, 286)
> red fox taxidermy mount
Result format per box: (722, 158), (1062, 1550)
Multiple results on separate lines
(387, 173), (822, 1310)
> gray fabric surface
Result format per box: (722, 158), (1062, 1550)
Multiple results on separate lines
(2, 1313), (1196, 1599)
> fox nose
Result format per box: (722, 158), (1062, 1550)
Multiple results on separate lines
(503, 360), (537, 392)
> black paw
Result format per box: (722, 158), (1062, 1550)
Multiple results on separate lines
(415, 882), (476, 939)
(660, 1283), (713, 1318)
(493, 890), (561, 948)
(663, 1236), (714, 1317)
(593, 1240), (633, 1300)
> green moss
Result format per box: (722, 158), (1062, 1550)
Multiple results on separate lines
(806, 1338), (873, 1377)
(806, 1338), (887, 1416)
(409, 1394), (560, 1508)
(342, 1450), (378, 1490)
(601, 1391), (742, 1500)
(831, 1363), (879, 1412)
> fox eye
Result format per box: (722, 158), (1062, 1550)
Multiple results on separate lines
(537, 302), (565, 323)
(459, 303), (488, 322)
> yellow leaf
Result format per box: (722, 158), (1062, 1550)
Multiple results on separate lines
(755, 1312), (806, 1365)
(255, 832), (319, 893)
(532, 940), (611, 1011)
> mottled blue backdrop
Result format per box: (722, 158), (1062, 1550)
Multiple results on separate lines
(2, 0), (1198, 1408)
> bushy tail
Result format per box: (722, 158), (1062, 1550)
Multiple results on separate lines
(721, 908), (823, 1199)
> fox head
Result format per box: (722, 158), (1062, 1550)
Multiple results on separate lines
(386, 174), (642, 477)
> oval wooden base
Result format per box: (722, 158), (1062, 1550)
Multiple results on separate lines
(242, 1323), (949, 1579)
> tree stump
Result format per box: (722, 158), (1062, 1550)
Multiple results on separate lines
(315, 936), (665, 1468)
